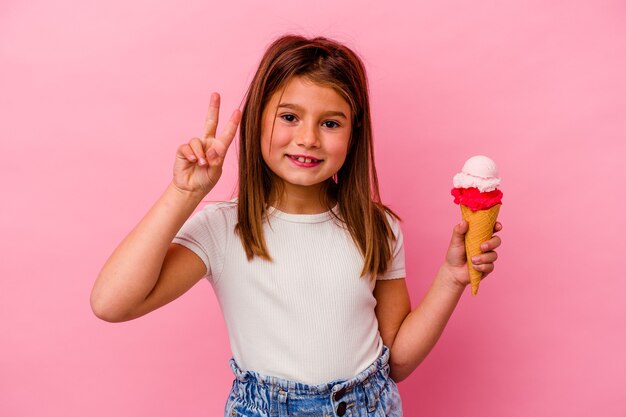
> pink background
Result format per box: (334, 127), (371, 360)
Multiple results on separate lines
(1, 0), (625, 416)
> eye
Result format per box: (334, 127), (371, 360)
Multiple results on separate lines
(322, 120), (340, 129)
(280, 114), (297, 122)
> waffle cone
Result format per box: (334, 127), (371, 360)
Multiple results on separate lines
(460, 204), (501, 296)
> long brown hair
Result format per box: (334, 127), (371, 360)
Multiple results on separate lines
(236, 34), (399, 279)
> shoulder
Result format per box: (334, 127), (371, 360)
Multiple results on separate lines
(196, 200), (238, 222)
(381, 206), (403, 239)
(201, 199), (238, 212)
(376, 206), (406, 280)
(179, 200), (238, 237)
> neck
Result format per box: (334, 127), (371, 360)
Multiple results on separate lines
(270, 182), (334, 214)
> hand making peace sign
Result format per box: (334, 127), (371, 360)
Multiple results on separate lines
(173, 93), (242, 196)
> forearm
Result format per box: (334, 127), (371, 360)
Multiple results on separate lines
(388, 265), (465, 382)
(90, 183), (204, 320)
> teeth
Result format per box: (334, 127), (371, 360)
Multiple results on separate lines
(296, 156), (316, 163)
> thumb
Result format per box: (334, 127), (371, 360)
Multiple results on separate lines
(445, 219), (469, 268)
(450, 220), (469, 247)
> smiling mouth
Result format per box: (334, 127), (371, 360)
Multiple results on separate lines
(287, 155), (323, 164)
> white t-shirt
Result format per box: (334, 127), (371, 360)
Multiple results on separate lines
(172, 201), (406, 385)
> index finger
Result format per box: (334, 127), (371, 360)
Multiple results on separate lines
(203, 92), (220, 140)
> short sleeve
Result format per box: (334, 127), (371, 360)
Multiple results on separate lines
(171, 202), (232, 283)
(377, 213), (406, 281)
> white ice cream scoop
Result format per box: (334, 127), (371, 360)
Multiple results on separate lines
(453, 155), (501, 192)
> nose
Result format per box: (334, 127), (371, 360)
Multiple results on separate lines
(295, 122), (320, 148)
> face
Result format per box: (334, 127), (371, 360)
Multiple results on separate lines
(261, 76), (352, 197)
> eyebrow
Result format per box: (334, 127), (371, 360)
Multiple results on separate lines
(277, 103), (348, 119)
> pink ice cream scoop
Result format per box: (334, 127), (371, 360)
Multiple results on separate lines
(451, 155), (503, 211)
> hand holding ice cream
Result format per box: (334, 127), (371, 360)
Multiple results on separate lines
(451, 155), (503, 296)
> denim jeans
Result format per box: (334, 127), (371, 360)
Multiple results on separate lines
(224, 345), (402, 417)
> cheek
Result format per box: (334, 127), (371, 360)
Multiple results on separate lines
(330, 137), (351, 161)
(260, 134), (278, 168)
(263, 125), (293, 158)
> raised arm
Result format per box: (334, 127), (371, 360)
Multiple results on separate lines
(90, 94), (241, 322)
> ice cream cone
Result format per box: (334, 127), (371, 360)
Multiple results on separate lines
(460, 204), (501, 296)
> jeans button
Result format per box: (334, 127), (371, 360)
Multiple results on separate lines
(336, 401), (347, 416)
(333, 387), (346, 401)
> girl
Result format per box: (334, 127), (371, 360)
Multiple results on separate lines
(91, 35), (502, 417)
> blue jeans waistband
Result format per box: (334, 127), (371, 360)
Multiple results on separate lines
(228, 345), (391, 396)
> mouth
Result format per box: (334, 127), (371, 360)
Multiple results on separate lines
(286, 154), (323, 167)
(287, 154), (323, 163)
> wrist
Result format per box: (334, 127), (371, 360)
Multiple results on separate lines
(167, 182), (207, 206)
(437, 263), (468, 293)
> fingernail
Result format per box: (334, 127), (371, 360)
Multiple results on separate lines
(199, 158), (206, 165)
(481, 243), (488, 251)
(472, 256), (480, 263)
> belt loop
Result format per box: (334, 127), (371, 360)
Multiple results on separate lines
(277, 386), (288, 417)
(363, 377), (379, 412)
(278, 388), (288, 404)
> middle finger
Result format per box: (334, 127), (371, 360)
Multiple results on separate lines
(480, 235), (501, 251)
